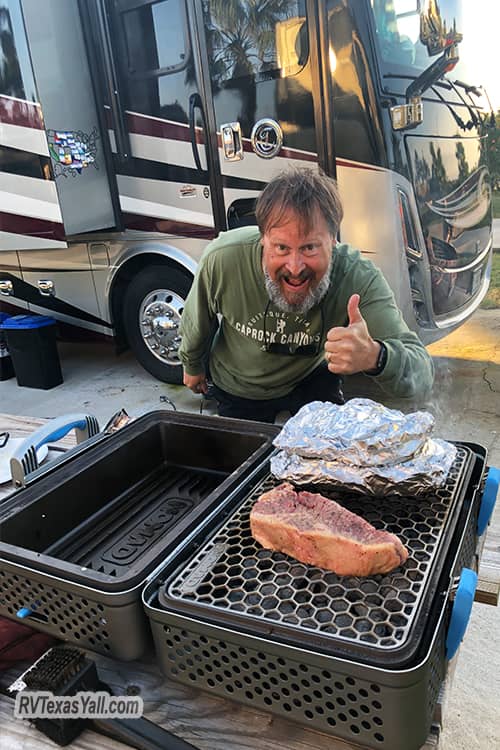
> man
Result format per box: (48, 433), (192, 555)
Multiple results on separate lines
(180, 169), (433, 422)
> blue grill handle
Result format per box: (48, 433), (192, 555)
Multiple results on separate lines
(446, 568), (478, 660)
(477, 466), (499, 536)
(10, 414), (100, 488)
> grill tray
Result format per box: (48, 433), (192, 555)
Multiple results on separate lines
(158, 445), (474, 668)
(0, 411), (278, 659)
(42, 465), (223, 577)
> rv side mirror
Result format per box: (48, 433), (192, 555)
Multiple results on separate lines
(420, 0), (463, 56)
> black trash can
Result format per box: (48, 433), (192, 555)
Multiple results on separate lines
(1, 315), (63, 389)
(0, 313), (15, 381)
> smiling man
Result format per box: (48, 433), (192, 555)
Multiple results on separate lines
(179, 169), (433, 422)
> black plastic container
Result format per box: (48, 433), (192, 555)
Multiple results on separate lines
(0, 313), (15, 380)
(1, 314), (62, 389)
(0, 411), (278, 660)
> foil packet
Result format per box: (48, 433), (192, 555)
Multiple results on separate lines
(271, 399), (456, 495)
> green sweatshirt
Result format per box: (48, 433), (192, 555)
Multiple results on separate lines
(179, 226), (434, 400)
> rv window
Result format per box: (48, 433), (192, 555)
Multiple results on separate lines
(371, 0), (420, 67)
(121, 0), (187, 75)
(371, 0), (464, 73)
(203, 0), (308, 85)
(0, 0), (38, 100)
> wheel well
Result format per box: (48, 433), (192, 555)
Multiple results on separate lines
(110, 254), (193, 351)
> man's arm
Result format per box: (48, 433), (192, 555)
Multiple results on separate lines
(179, 254), (218, 393)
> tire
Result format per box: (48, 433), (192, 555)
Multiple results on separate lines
(123, 265), (193, 383)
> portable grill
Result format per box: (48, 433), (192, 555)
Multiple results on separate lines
(0, 411), (278, 660)
(144, 442), (496, 750)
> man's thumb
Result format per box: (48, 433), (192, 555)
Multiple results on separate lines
(347, 294), (363, 325)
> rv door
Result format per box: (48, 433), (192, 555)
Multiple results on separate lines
(188, 0), (336, 228)
(105, 0), (225, 238)
(21, 0), (120, 235)
(106, 0), (336, 232)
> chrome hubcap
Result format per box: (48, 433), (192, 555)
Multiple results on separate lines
(139, 289), (184, 365)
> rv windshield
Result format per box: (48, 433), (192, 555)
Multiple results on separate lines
(371, 0), (472, 84)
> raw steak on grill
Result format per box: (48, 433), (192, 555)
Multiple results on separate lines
(250, 482), (408, 576)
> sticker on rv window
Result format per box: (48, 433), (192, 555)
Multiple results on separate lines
(47, 128), (99, 177)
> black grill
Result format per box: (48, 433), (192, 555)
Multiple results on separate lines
(160, 446), (473, 667)
(0, 412), (277, 659)
(144, 441), (486, 750)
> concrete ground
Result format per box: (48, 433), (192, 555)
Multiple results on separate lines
(0, 309), (499, 749)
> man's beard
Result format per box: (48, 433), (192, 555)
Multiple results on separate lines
(264, 254), (333, 314)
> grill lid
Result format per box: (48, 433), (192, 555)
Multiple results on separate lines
(159, 445), (476, 668)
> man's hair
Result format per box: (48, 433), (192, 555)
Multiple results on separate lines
(255, 168), (343, 236)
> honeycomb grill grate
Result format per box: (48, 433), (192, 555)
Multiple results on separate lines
(167, 448), (469, 651)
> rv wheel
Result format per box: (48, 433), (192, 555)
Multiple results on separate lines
(123, 266), (192, 383)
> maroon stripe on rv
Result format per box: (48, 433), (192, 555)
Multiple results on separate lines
(278, 146), (317, 163)
(215, 133), (317, 164)
(120, 112), (381, 170)
(239, 138), (317, 161)
(0, 211), (65, 241)
(123, 212), (216, 239)
(0, 95), (44, 130)
(126, 112), (205, 144)
(336, 158), (382, 172)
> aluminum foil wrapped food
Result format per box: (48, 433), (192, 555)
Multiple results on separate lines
(271, 399), (457, 496)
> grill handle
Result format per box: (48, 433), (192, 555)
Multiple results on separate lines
(446, 567), (478, 660)
(10, 414), (100, 488)
(477, 466), (499, 536)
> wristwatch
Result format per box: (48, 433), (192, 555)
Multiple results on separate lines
(365, 341), (387, 376)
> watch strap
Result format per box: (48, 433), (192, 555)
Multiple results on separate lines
(364, 341), (387, 376)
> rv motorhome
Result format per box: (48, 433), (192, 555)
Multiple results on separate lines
(0, 0), (493, 383)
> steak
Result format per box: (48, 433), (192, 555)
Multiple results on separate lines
(250, 482), (408, 576)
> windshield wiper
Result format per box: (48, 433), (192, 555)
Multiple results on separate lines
(453, 80), (482, 98)
(454, 81), (496, 127)
(448, 80), (482, 129)
(428, 82), (474, 130)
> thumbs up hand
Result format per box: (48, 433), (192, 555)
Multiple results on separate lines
(324, 294), (381, 375)
(347, 293), (364, 326)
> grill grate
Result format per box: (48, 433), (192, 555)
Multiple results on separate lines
(164, 447), (471, 660)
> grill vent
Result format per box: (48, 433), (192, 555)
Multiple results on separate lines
(157, 623), (445, 748)
(0, 570), (111, 650)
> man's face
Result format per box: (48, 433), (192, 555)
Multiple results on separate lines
(261, 210), (334, 312)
